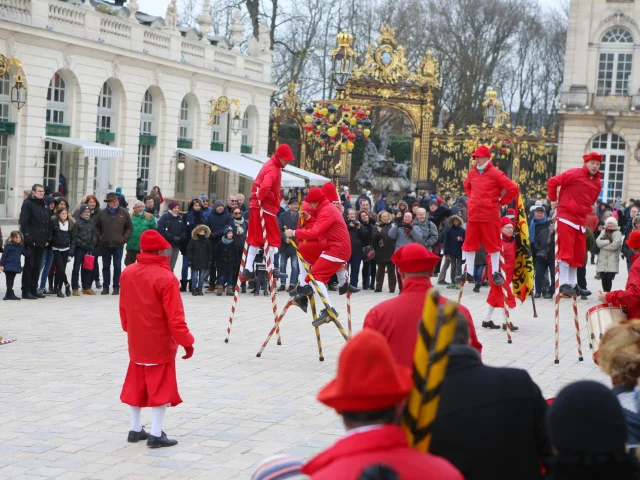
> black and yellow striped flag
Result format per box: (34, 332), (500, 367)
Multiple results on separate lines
(402, 288), (458, 452)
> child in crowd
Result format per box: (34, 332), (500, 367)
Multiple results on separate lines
(51, 208), (76, 298)
(443, 215), (465, 289)
(187, 224), (212, 296)
(251, 249), (269, 296)
(215, 226), (238, 296)
(0, 231), (24, 300)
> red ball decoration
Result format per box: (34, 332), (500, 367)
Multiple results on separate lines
(347, 132), (356, 142)
(356, 109), (366, 120)
(304, 123), (313, 133)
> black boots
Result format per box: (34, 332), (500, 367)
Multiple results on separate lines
(482, 321), (500, 330)
(312, 307), (339, 328)
(146, 432), (178, 448)
(180, 280), (188, 292)
(3, 290), (20, 301)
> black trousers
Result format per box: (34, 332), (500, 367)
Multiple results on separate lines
(4, 271), (16, 292)
(22, 245), (45, 296)
(53, 250), (70, 289)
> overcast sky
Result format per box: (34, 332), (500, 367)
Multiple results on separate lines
(138, 0), (565, 19)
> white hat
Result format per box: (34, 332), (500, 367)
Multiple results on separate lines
(605, 217), (618, 227)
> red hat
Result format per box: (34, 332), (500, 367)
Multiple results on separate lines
(391, 243), (440, 273)
(472, 145), (491, 159)
(275, 144), (295, 162)
(437, 198), (443, 205)
(501, 216), (514, 227)
(321, 182), (339, 202)
(507, 208), (515, 215)
(304, 187), (325, 203)
(583, 152), (604, 163)
(317, 329), (412, 412)
(140, 229), (171, 251)
(626, 230), (640, 250)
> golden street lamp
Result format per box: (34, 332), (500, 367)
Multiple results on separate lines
(331, 29), (357, 91)
(0, 55), (27, 110)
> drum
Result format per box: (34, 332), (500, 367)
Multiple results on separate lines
(585, 304), (627, 362)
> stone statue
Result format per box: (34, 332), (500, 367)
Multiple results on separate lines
(364, 138), (379, 163)
(356, 136), (410, 193)
(165, 0), (178, 29)
(379, 124), (391, 156)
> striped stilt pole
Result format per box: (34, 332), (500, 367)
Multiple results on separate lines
(224, 240), (249, 343)
(457, 263), (469, 304)
(500, 248), (512, 344)
(0, 336), (17, 345)
(554, 218), (561, 363)
(345, 271), (352, 338)
(256, 299), (294, 357)
(572, 294), (583, 361)
(310, 296), (325, 361)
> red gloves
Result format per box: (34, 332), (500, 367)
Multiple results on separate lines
(182, 345), (194, 359)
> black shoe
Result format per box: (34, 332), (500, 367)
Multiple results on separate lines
(312, 307), (339, 328)
(437, 280), (449, 285)
(374, 288), (382, 293)
(389, 289), (395, 294)
(502, 323), (519, 331)
(192, 289), (198, 296)
(3, 292), (20, 301)
(112, 288), (120, 296)
(581, 295), (588, 300)
(559, 284), (576, 296)
(292, 294), (309, 313)
(595, 273), (601, 280)
(198, 288), (204, 296)
(180, 280), (188, 292)
(454, 273), (474, 284)
(290, 284), (313, 298)
(492, 272), (505, 286)
(272, 270), (287, 279)
(127, 428), (149, 443)
(328, 283), (338, 292)
(369, 285), (375, 291)
(147, 432), (178, 448)
(242, 268), (255, 280)
(544, 292), (554, 299)
(278, 285), (286, 292)
(339, 283), (360, 295)
(56, 289), (64, 298)
(263, 290), (269, 296)
(482, 321), (501, 330)
(473, 284), (481, 293)
(101, 288), (110, 295)
(65, 283), (71, 297)
(362, 284), (369, 291)
(534, 293), (541, 299)
(22, 293), (37, 300)
(34, 292), (46, 299)
(575, 286), (591, 297)
(95, 281), (103, 289)
(241, 283), (247, 294)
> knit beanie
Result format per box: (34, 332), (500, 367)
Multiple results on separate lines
(79, 204), (90, 215)
(251, 455), (307, 480)
(547, 381), (627, 455)
(213, 199), (224, 209)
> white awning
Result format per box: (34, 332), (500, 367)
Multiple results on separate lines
(177, 149), (305, 188)
(242, 154), (331, 186)
(43, 136), (123, 158)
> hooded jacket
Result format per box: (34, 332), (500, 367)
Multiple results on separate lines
(187, 225), (212, 270)
(596, 223), (623, 273)
(443, 216), (465, 256)
(157, 209), (186, 248)
(19, 194), (52, 247)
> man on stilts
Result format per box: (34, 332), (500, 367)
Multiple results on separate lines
(242, 144), (297, 280)
(284, 187), (351, 325)
(119, 230), (194, 448)
(456, 145), (519, 286)
(547, 152), (603, 296)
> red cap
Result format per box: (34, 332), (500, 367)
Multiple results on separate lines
(275, 144), (295, 162)
(321, 182), (339, 202)
(140, 229), (171, 251)
(626, 230), (640, 250)
(583, 152), (604, 163)
(507, 208), (515, 215)
(472, 145), (491, 159)
(437, 198), (443, 205)
(501, 216), (514, 228)
(317, 329), (412, 412)
(391, 243), (440, 273)
(304, 187), (325, 203)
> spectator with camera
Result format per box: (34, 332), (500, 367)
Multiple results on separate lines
(388, 212), (423, 292)
(345, 208), (369, 289)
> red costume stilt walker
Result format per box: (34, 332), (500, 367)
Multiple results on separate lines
(599, 230), (640, 318)
(547, 152), (603, 296)
(457, 145), (519, 286)
(242, 144), (296, 280)
(119, 230), (194, 448)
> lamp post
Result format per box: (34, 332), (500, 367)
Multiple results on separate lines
(482, 88), (508, 129)
(331, 29), (357, 96)
(208, 96), (241, 135)
(0, 55), (27, 111)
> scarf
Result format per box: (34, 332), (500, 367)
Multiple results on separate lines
(234, 217), (245, 235)
(529, 215), (547, 241)
(222, 236), (233, 245)
(477, 161), (490, 173)
(106, 206), (118, 214)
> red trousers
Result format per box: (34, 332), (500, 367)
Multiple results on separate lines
(556, 221), (586, 267)
(463, 220), (501, 253)
(306, 256), (345, 284)
(120, 361), (182, 407)
(247, 208), (281, 249)
(486, 282), (516, 308)
(298, 241), (325, 265)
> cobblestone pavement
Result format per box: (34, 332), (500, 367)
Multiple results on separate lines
(0, 254), (616, 479)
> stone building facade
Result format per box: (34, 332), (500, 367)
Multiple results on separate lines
(0, 0), (275, 219)
(558, 0), (640, 203)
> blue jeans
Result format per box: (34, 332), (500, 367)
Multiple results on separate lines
(102, 247), (124, 289)
(39, 249), (54, 289)
(71, 248), (93, 290)
(181, 254), (190, 282)
(217, 263), (233, 287)
(349, 255), (362, 287)
(192, 269), (207, 289)
(473, 265), (485, 284)
(279, 248), (299, 286)
(535, 259), (554, 295)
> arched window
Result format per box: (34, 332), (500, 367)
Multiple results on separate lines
(211, 113), (227, 151)
(597, 28), (634, 95)
(97, 82), (114, 132)
(95, 82), (116, 194)
(46, 72), (67, 124)
(591, 133), (626, 202)
(179, 98), (189, 139)
(241, 111), (249, 146)
(138, 90), (155, 191)
(45, 72), (69, 192)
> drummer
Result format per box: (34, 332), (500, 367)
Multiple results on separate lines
(598, 230), (640, 319)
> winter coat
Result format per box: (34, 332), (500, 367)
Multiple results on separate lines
(372, 222), (396, 263)
(205, 208), (234, 241)
(613, 385), (640, 445)
(429, 206), (453, 229)
(346, 219), (368, 257)
(388, 222), (423, 252)
(126, 211), (157, 252)
(278, 209), (299, 256)
(0, 243), (24, 273)
(547, 166), (602, 226)
(184, 207), (205, 238)
(120, 252), (194, 364)
(136, 181), (146, 200)
(214, 238), (239, 265)
(605, 252), (640, 319)
(233, 217), (248, 255)
(301, 424), (463, 480)
(363, 276), (482, 368)
(157, 211), (186, 248)
(249, 156), (285, 215)
(19, 194), (52, 247)
(532, 219), (554, 265)
(443, 223), (465, 257)
(415, 217), (438, 250)
(359, 219), (374, 248)
(187, 226), (212, 271)
(429, 345), (551, 480)
(51, 220), (76, 254)
(296, 199), (351, 262)
(464, 162), (519, 222)
(96, 207), (133, 248)
(75, 197), (102, 255)
(596, 228), (623, 273)
(75, 216), (98, 251)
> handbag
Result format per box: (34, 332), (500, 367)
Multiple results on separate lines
(362, 245), (376, 262)
(82, 253), (95, 271)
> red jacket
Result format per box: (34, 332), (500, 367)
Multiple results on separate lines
(302, 424), (463, 480)
(547, 166), (602, 226)
(606, 252), (640, 319)
(249, 156), (284, 215)
(120, 253), (194, 364)
(363, 276), (482, 368)
(464, 162), (519, 222)
(295, 199), (350, 262)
